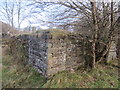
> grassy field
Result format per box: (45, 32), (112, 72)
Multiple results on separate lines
(43, 64), (119, 88)
(2, 54), (119, 88)
(1, 45), (119, 88)
(2, 54), (46, 88)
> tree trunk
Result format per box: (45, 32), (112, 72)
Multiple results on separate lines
(96, 0), (115, 64)
(117, 2), (120, 61)
(91, 0), (98, 68)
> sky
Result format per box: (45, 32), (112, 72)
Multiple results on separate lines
(0, 0), (49, 29)
(0, 0), (119, 30)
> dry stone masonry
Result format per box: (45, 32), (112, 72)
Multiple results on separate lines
(17, 31), (117, 77)
(26, 31), (85, 77)
(17, 31), (85, 77)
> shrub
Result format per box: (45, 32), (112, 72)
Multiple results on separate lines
(6, 36), (28, 66)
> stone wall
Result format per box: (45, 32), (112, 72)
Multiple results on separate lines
(17, 31), (117, 77)
(47, 37), (66, 76)
(17, 31), (85, 77)
(28, 33), (49, 77)
(47, 34), (85, 76)
(17, 32), (49, 77)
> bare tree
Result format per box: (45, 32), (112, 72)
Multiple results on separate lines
(35, 0), (118, 67)
(0, 0), (34, 30)
(32, 0), (119, 68)
(90, 0), (99, 68)
(116, 2), (120, 59)
(2, 0), (15, 28)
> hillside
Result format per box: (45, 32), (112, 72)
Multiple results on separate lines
(1, 0), (120, 88)
(43, 64), (119, 88)
(1, 29), (119, 88)
(0, 21), (24, 37)
(2, 44), (119, 88)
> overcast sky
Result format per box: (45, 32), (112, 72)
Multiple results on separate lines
(0, 0), (50, 29)
(0, 0), (119, 30)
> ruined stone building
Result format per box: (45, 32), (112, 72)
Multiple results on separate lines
(18, 31), (85, 77)
(16, 29), (118, 77)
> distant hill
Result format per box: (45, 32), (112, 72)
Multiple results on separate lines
(0, 21), (22, 38)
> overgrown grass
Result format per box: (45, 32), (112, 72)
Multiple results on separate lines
(36, 29), (71, 38)
(2, 37), (119, 88)
(2, 39), (46, 88)
(43, 64), (119, 88)
(2, 54), (119, 88)
(2, 54), (46, 88)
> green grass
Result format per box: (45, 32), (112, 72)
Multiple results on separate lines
(2, 46), (119, 88)
(2, 55), (46, 88)
(2, 54), (119, 88)
(36, 29), (71, 38)
(43, 64), (119, 88)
